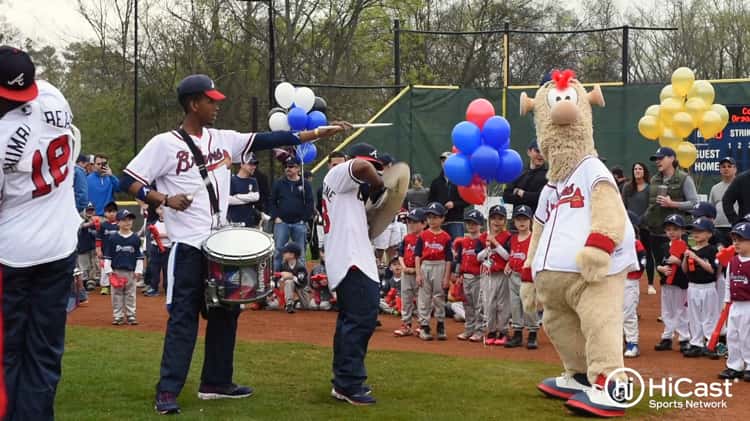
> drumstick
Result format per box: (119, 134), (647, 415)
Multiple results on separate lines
(317, 123), (393, 130)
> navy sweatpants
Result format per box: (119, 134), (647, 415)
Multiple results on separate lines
(331, 268), (379, 395)
(3, 253), (75, 421)
(157, 243), (240, 395)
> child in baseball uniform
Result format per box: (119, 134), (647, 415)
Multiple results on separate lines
(454, 209), (485, 342)
(379, 257), (402, 315)
(623, 211), (647, 358)
(144, 205), (171, 297)
(415, 202), (453, 341)
(655, 214), (691, 353)
(104, 209), (144, 325)
(77, 202), (98, 292)
(504, 205), (540, 349)
(682, 217), (720, 358)
(278, 243), (309, 313)
(718, 222), (750, 382)
(96, 201), (120, 295)
(393, 208), (425, 337)
(309, 248), (333, 311)
(477, 205), (512, 346)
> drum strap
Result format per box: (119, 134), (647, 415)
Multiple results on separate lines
(177, 128), (221, 223)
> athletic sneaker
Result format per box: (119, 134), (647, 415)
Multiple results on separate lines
(393, 324), (413, 337)
(331, 387), (376, 406)
(144, 288), (160, 297)
(419, 325), (433, 341)
(85, 280), (96, 291)
(647, 285), (656, 295)
(154, 391), (180, 415)
(624, 343), (640, 358)
(198, 383), (254, 400)
(493, 332), (507, 346)
(468, 333), (483, 342)
(456, 330), (472, 341)
(127, 316), (139, 326)
(654, 338), (672, 351)
(436, 322), (447, 341)
(112, 317), (124, 326)
(718, 368), (743, 380)
(100, 286), (110, 295)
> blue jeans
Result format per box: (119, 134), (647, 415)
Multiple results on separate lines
(332, 268), (379, 395)
(443, 221), (465, 241)
(148, 246), (170, 292)
(157, 244), (240, 394)
(3, 253), (75, 421)
(273, 221), (307, 271)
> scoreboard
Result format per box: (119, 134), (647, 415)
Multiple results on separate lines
(690, 105), (750, 174)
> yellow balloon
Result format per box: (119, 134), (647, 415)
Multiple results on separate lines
(645, 105), (661, 118)
(684, 97), (708, 125)
(688, 80), (715, 105)
(659, 127), (682, 149)
(671, 67), (695, 97)
(672, 112), (695, 138)
(675, 141), (697, 168)
(699, 110), (723, 139)
(638, 115), (660, 140)
(711, 103), (729, 126)
(660, 85), (676, 102)
(659, 97), (684, 125)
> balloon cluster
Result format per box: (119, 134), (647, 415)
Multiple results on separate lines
(269, 82), (328, 164)
(637, 67), (729, 168)
(444, 99), (523, 205)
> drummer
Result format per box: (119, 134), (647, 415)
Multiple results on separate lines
(120, 74), (351, 415)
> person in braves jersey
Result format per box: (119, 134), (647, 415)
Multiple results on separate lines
(654, 214), (691, 353)
(504, 205), (539, 349)
(120, 74), (350, 415)
(95, 201), (119, 295)
(477, 205), (512, 346)
(0, 46), (81, 421)
(718, 222), (750, 382)
(322, 143), (385, 405)
(623, 211), (647, 358)
(393, 208), (425, 337)
(414, 202), (453, 341)
(454, 209), (484, 342)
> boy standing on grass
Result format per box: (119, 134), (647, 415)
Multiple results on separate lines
(393, 208), (425, 337)
(477, 205), (512, 346)
(455, 210), (485, 342)
(96, 201), (120, 295)
(104, 209), (144, 325)
(504, 205), (539, 349)
(415, 202), (453, 341)
(655, 214), (691, 353)
(719, 222), (750, 382)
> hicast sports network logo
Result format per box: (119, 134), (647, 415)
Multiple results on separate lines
(605, 368), (735, 410)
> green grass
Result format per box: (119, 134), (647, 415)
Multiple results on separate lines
(58, 326), (662, 420)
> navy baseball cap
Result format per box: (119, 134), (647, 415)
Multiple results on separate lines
(690, 217), (715, 232)
(281, 242), (302, 256)
(528, 139), (539, 151)
(406, 208), (425, 222)
(347, 143), (383, 170)
(720, 156), (736, 166)
(513, 205), (533, 219)
(690, 202), (717, 219)
(284, 155), (301, 166)
(116, 209), (136, 221)
(246, 152), (259, 164)
(177, 74), (225, 101)
(380, 153), (394, 166)
(85, 202), (95, 211)
(0, 46), (37, 102)
(489, 205), (507, 218)
(650, 147), (676, 161)
(424, 202), (447, 216)
(663, 214), (686, 228)
(464, 209), (485, 224)
(731, 222), (750, 239)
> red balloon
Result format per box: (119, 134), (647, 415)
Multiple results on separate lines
(458, 177), (487, 205)
(466, 98), (496, 129)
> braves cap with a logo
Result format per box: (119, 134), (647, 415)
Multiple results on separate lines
(116, 209), (136, 221)
(513, 205), (533, 219)
(464, 209), (485, 224)
(650, 147), (676, 161)
(346, 143), (383, 170)
(689, 217), (715, 232)
(662, 213), (686, 228)
(690, 202), (717, 219)
(177, 74), (226, 101)
(423, 202), (447, 216)
(731, 222), (750, 240)
(489, 204), (507, 218)
(406, 208), (425, 222)
(0, 46), (38, 102)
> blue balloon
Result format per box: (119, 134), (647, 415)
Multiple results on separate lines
(307, 111), (327, 130)
(451, 121), (481, 154)
(297, 143), (317, 164)
(470, 145), (500, 180)
(444, 153), (473, 186)
(495, 149), (524, 183)
(482, 116), (511, 150)
(287, 106), (308, 131)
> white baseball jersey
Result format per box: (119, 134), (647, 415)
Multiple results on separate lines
(321, 160), (379, 289)
(0, 81), (81, 267)
(124, 127), (254, 249)
(532, 156), (637, 277)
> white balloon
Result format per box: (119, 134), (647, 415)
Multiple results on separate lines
(268, 112), (290, 131)
(293, 87), (316, 112)
(274, 82), (295, 108)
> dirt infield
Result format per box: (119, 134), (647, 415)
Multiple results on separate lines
(68, 277), (749, 418)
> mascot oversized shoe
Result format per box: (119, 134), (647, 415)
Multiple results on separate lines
(537, 373), (591, 400)
(565, 374), (626, 418)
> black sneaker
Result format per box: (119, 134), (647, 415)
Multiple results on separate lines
(679, 340), (690, 353)
(331, 387), (376, 406)
(526, 331), (539, 350)
(419, 325), (433, 341)
(155, 391), (180, 415)
(505, 330), (523, 348)
(683, 345), (702, 358)
(198, 383), (254, 400)
(745, 371), (750, 382)
(285, 303), (295, 314)
(654, 338), (672, 351)
(436, 322), (447, 341)
(718, 368), (744, 380)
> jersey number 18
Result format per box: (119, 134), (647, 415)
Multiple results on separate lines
(31, 135), (71, 198)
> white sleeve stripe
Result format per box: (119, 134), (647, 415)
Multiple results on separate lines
(348, 161), (365, 185)
(124, 168), (149, 185)
(591, 176), (615, 190)
(534, 215), (546, 225)
(241, 133), (256, 164)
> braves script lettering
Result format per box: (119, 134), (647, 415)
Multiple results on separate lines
(175, 148), (230, 175)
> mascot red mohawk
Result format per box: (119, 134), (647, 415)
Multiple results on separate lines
(520, 70), (638, 417)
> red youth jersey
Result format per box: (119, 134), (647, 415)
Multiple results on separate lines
(508, 233), (531, 273)
(415, 230), (453, 261)
(480, 230), (511, 272)
(455, 236), (482, 275)
(400, 232), (420, 268)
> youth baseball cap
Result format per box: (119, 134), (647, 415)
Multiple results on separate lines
(284, 155), (301, 166)
(406, 208), (425, 222)
(177, 74), (226, 101)
(77, 154), (89, 164)
(347, 143), (383, 170)
(488, 205), (507, 218)
(116, 209), (136, 221)
(731, 222), (750, 239)
(690, 202), (717, 219)
(663, 214), (686, 228)
(0, 46), (38, 102)
(650, 147), (676, 161)
(513, 205), (533, 219)
(689, 217), (715, 232)
(281, 243), (302, 256)
(719, 156), (736, 166)
(246, 152), (259, 164)
(464, 209), (485, 224)
(424, 202), (447, 216)
(85, 202), (95, 211)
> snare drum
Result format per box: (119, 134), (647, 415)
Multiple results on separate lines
(202, 227), (274, 308)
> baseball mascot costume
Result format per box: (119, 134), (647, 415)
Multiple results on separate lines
(520, 70), (637, 417)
